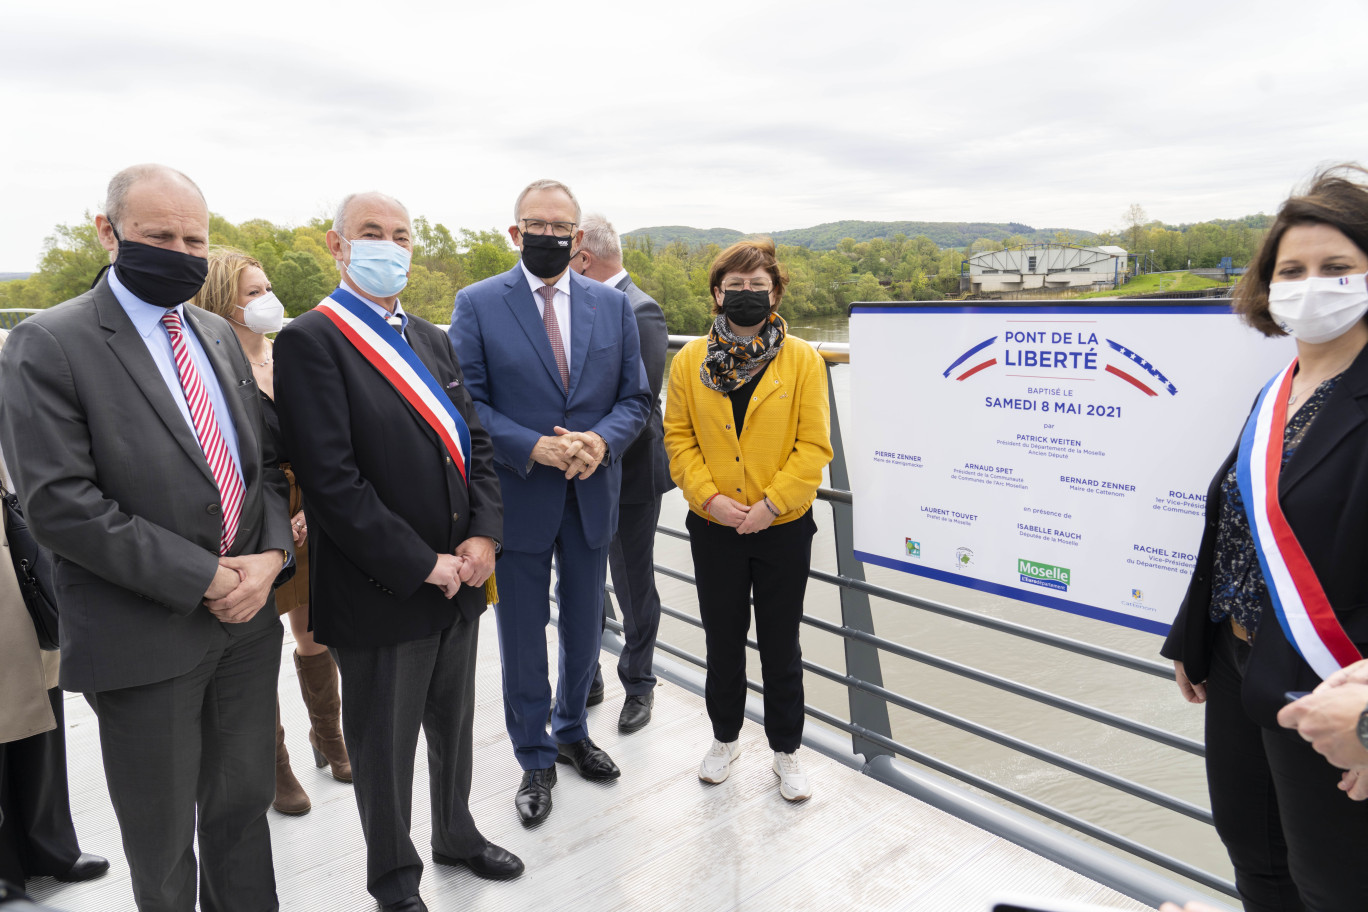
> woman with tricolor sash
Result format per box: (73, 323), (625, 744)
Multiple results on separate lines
(1162, 166), (1368, 912)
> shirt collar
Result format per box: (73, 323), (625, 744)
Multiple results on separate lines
(335, 283), (408, 333)
(603, 268), (629, 289)
(520, 260), (572, 300)
(108, 266), (187, 339)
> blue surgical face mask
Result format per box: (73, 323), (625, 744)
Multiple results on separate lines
(344, 238), (411, 297)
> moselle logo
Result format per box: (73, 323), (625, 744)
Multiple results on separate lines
(941, 333), (1178, 398)
(1131, 588), (1143, 601)
(905, 538), (921, 558)
(954, 547), (973, 569)
(1018, 558), (1070, 592)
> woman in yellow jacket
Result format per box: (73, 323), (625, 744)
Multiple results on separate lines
(664, 239), (833, 801)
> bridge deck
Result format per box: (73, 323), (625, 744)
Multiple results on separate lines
(26, 617), (1150, 911)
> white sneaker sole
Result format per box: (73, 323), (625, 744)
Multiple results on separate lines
(772, 759), (811, 802)
(698, 744), (741, 784)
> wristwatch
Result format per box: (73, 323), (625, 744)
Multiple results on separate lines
(1358, 705), (1368, 750)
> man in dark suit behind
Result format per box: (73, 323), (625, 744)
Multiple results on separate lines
(572, 213), (674, 733)
(449, 180), (651, 827)
(274, 192), (522, 912)
(0, 164), (293, 912)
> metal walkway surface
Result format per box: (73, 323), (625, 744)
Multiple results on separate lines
(25, 617), (1152, 912)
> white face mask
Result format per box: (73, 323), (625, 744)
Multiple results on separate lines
(1267, 273), (1368, 344)
(237, 291), (285, 334)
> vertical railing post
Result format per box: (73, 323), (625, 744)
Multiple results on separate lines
(823, 361), (893, 760)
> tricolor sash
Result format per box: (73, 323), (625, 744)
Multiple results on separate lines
(316, 288), (471, 485)
(1235, 359), (1363, 678)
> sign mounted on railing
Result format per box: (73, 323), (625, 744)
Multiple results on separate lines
(848, 302), (1293, 635)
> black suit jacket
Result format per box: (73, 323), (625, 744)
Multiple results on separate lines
(1162, 345), (1368, 726)
(0, 277), (292, 693)
(615, 275), (674, 505)
(273, 302), (501, 648)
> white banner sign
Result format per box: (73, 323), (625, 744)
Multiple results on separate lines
(849, 303), (1294, 635)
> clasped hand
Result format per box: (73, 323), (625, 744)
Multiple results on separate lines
(425, 537), (497, 599)
(203, 550), (286, 623)
(705, 495), (778, 534)
(532, 426), (606, 480)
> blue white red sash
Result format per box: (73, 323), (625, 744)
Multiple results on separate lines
(1235, 359), (1362, 678)
(316, 288), (470, 485)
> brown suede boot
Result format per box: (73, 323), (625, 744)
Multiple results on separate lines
(273, 698), (311, 815)
(295, 649), (352, 782)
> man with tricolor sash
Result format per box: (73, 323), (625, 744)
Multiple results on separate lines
(275, 192), (522, 912)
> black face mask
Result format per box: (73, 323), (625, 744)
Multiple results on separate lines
(111, 230), (209, 308)
(721, 289), (772, 327)
(520, 233), (575, 279)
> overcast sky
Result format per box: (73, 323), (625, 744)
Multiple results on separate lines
(3, 0), (1366, 272)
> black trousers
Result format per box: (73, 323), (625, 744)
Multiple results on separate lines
(331, 613), (487, 906)
(687, 509), (815, 754)
(89, 621), (282, 912)
(1205, 622), (1368, 912)
(0, 688), (81, 884)
(606, 496), (664, 696)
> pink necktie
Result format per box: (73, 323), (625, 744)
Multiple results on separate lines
(538, 285), (570, 392)
(161, 310), (244, 554)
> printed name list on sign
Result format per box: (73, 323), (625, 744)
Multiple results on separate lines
(847, 302), (1293, 635)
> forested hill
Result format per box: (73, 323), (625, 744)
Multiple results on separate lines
(624, 220), (1100, 250)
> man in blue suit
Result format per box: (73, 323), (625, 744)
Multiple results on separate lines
(449, 179), (651, 826)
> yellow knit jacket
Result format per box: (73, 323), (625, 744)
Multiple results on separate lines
(664, 335), (833, 525)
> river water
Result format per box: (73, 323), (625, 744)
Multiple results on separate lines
(650, 311), (1228, 894)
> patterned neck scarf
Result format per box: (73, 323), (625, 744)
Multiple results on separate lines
(700, 312), (788, 393)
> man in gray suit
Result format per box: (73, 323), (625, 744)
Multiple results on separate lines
(0, 164), (292, 912)
(572, 214), (673, 732)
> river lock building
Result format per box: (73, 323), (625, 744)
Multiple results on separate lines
(962, 244), (1128, 295)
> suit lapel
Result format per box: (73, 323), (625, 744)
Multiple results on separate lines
(501, 269), (565, 394)
(95, 284), (215, 485)
(1281, 350), (1368, 496)
(566, 273), (598, 399)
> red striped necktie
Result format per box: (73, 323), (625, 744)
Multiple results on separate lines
(161, 310), (244, 554)
(538, 285), (570, 392)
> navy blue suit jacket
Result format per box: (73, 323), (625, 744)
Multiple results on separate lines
(449, 265), (651, 552)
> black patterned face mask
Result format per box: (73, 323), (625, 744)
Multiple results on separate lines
(111, 228), (208, 307)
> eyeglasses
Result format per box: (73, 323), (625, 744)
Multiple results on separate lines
(520, 219), (577, 238)
(721, 278), (773, 293)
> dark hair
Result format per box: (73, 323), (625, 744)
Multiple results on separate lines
(708, 238), (790, 315)
(1236, 163), (1368, 337)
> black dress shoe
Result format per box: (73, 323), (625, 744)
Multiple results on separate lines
(618, 693), (654, 733)
(555, 737), (620, 780)
(379, 896), (427, 912)
(515, 766), (556, 826)
(54, 853), (110, 883)
(433, 843), (525, 881)
(587, 667), (605, 707)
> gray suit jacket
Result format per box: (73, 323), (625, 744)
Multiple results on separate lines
(615, 275), (674, 505)
(0, 276), (292, 693)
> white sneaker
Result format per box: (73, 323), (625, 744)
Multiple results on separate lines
(772, 751), (811, 801)
(698, 739), (741, 783)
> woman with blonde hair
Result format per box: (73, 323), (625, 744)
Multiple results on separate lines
(664, 238), (833, 801)
(192, 249), (351, 815)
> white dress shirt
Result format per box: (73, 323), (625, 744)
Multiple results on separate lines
(520, 261), (572, 356)
(108, 268), (244, 481)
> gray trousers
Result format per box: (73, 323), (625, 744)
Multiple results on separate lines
(88, 621), (282, 912)
(606, 497), (664, 696)
(332, 614), (487, 906)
